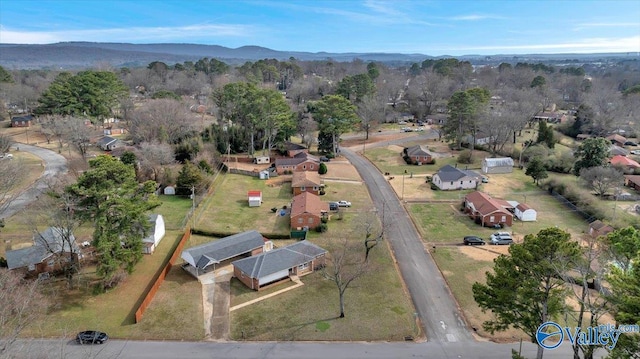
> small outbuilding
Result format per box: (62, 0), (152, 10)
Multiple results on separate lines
(259, 170), (270, 180)
(163, 186), (176, 195)
(514, 203), (537, 221)
(253, 156), (270, 164)
(143, 214), (166, 254)
(248, 190), (262, 207)
(482, 157), (514, 174)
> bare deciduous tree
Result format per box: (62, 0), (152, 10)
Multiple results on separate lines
(357, 94), (385, 140)
(579, 166), (624, 197)
(135, 142), (175, 182)
(129, 99), (193, 144)
(0, 269), (49, 355)
(0, 158), (26, 223)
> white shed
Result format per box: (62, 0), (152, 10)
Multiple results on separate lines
(163, 186), (176, 195)
(482, 157), (514, 174)
(515, 203), (537, 221)
(248, 190), (262, 207)
(259, 170), (270, 180)
(254, 156), (270, 164)
(143, 214), (166, 254)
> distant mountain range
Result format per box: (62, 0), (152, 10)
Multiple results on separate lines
(0, 42), (637, 69)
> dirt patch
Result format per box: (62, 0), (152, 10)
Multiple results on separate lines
(324, 161), (361, 181)
(459, 246), (501, 262)
(387, 176), (436, 200)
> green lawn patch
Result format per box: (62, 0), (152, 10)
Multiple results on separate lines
(154, 195), (193, 230)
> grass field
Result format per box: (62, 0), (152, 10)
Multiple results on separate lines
(230, 239), (417, 341)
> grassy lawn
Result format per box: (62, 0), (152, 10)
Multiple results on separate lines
(154, 195), (193, 230)
(230, 239), (417, 341)
(194, 174), (292, 236)
(20, 194), (203, 341)
(431, 246), (527, 342)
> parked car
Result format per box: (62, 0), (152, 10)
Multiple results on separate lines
(329, 202), (339, 211)
(76, 331), (108, 344)
(490, 232), (513, 245)
(624, 141), (638, 146)
(401, 127), (413, 132)
(630, 150), (640, 155)
(319, 156), (331, 162)
(398, 121), (407, 125)
(481, 176), (489, 183)
(463, 236), (486, 245)
(0, 153), (13, 159)
(337, 200), (351, 207)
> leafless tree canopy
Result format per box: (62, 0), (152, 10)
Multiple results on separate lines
(128, 99), (194, 144)
(0, 159), (26, 220)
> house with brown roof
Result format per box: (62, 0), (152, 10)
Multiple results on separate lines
(532, 112), (567, 124)
(464, 191), (514, 227)
(290, 192), (329, 230)
(274, 153), (320, 174)
(403, 145), (435, 165)
(291, 171), (322, 195)
(284, 141), (308, 157)
(624, 175), (640, 191)
(588, 220), (614, 238)
(514, 203), (537, 221)
(610, 155), (640, 173)
(607, 134), (627, 147)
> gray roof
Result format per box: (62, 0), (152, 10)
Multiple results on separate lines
(405, 145), (433, 157)
(483, 157), (514, 167)
(96, 136), (119, 147)
(610, 145), (628, 156)
(275, 153), (319, 167)
(181, 230), (265, 270)
(6, 227), (77, 270)
(435, 165), (478, 182)
(232, 240), (326, 279)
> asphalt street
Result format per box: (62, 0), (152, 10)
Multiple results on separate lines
(3, 143), (68, 218)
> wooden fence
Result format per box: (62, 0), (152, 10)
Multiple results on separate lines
(134, 227), (191, 323)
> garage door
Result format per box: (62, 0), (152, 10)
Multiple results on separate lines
(259, 269), (289, 285)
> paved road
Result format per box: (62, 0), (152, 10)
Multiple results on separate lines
(342, 146), (472, 343)
(10, 338), (602, 359)
(3, 143), (68, 218)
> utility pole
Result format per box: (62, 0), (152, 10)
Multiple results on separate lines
(191, 186), (195, 227)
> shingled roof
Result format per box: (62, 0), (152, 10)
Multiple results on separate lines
(181, 230), (266, 270)
(435, 165), (479, 182)
(292, 171), (322, 188)
(232, 241), (326, 279)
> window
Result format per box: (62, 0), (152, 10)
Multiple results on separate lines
(300, 186), (306, 191)
(298, 263), (309, 270)
(298, 218), (303, 224)
(313, 186), (318, 191)
(308, 217), (314, 224)
(310, 165), (314, 169)
(450, 181), (453, 185)
(489, 215), (495, 222)
(501, 215), (506, 222)
(47, 259), (55, 267)
(303, 165), (306, 170)
(460, 181), (463, 185)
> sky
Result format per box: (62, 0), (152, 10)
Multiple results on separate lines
(1, 0), (639, 56)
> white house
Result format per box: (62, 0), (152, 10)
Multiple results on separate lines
(482, 157), (514, 174)
(143, 214), (166, 254)
(514, 203), (537, 221)
(432, 165), (479, 190)
(248, 190), (262, 207)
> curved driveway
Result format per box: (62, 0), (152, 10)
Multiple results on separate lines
(3, 143), (68, 218)
(341, 146), (473, 343)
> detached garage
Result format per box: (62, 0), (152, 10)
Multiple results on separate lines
(515, 203), (537, 221)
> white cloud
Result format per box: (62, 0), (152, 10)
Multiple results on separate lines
(573, 22), (640, 31)
(433, 36), (640, 54)
(0, 24), (256, 44)
(450, 14), (504, 21)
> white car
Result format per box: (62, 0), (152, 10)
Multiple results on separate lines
(337, 200), (352, 207)
(630, 150), (640, 155)
(0, 153), (13, 159)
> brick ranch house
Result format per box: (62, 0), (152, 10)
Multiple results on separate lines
(290, 192), (329, 230)
(274, 153), (320, 175)
(464, 191), (514, 227)
(5, 227), (80, 277)
(291, 171), (323, 196)
(232, 240), (326, 290)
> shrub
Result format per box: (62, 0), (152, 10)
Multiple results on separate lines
(426, 158), (436, 165)
(321, 217), (328, 224)
(316, 223), (328, 233)
(430, 183), (439, 190)
(457, 150), (474, 164)
(319, 189), (326, 195)
(318, 163), (328, 174)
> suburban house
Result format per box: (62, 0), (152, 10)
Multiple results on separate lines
(464, 191), (514, 227)
(514, 203), (537, 221)
(403, 145), (434, 165)
(5, 227), (79, 275)
(248, 190), (263, 207)
(143, 214), (166, 254)
(181, 230), (272, 276)
(10, 115), (33, 127)
(610, 155), (640, 173)
(482, 157), (514, 174)
(274, 153), (320, 174)
(96, 136), (123, 151)
(290, 192), (329, 230)
(291, 171), (322, 195)
(606, 134), (627, 147)
(232, 240), (327, 291)
(588, 220), (615, 238)
(104, 125), (126, 136)
(532, 112), (567, 124)
(464, 129), (495, 146)
(432, 165), (479, 190)
(610, 145), (629, 157)
(284, 142), (308, 158)
(624, 175), (640, 191)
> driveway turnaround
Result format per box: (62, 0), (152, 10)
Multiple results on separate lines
(3, 143), (67, 218)
(341, 147), (473, 343)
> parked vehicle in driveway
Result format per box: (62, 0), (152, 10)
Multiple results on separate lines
(463, 236), (486, 245)
(624, 141), (638, 146)
(631, 150), (640, 155)
(76, 331), (108, 344)
(319, 156), (331, 162)
(490, 232), (513, 245)
(337, 200), (351, 207)
(329, 202), (339, 211)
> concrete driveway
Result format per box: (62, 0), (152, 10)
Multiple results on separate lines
(199, 266), (233, 340)
(3, 143), (68, 218)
